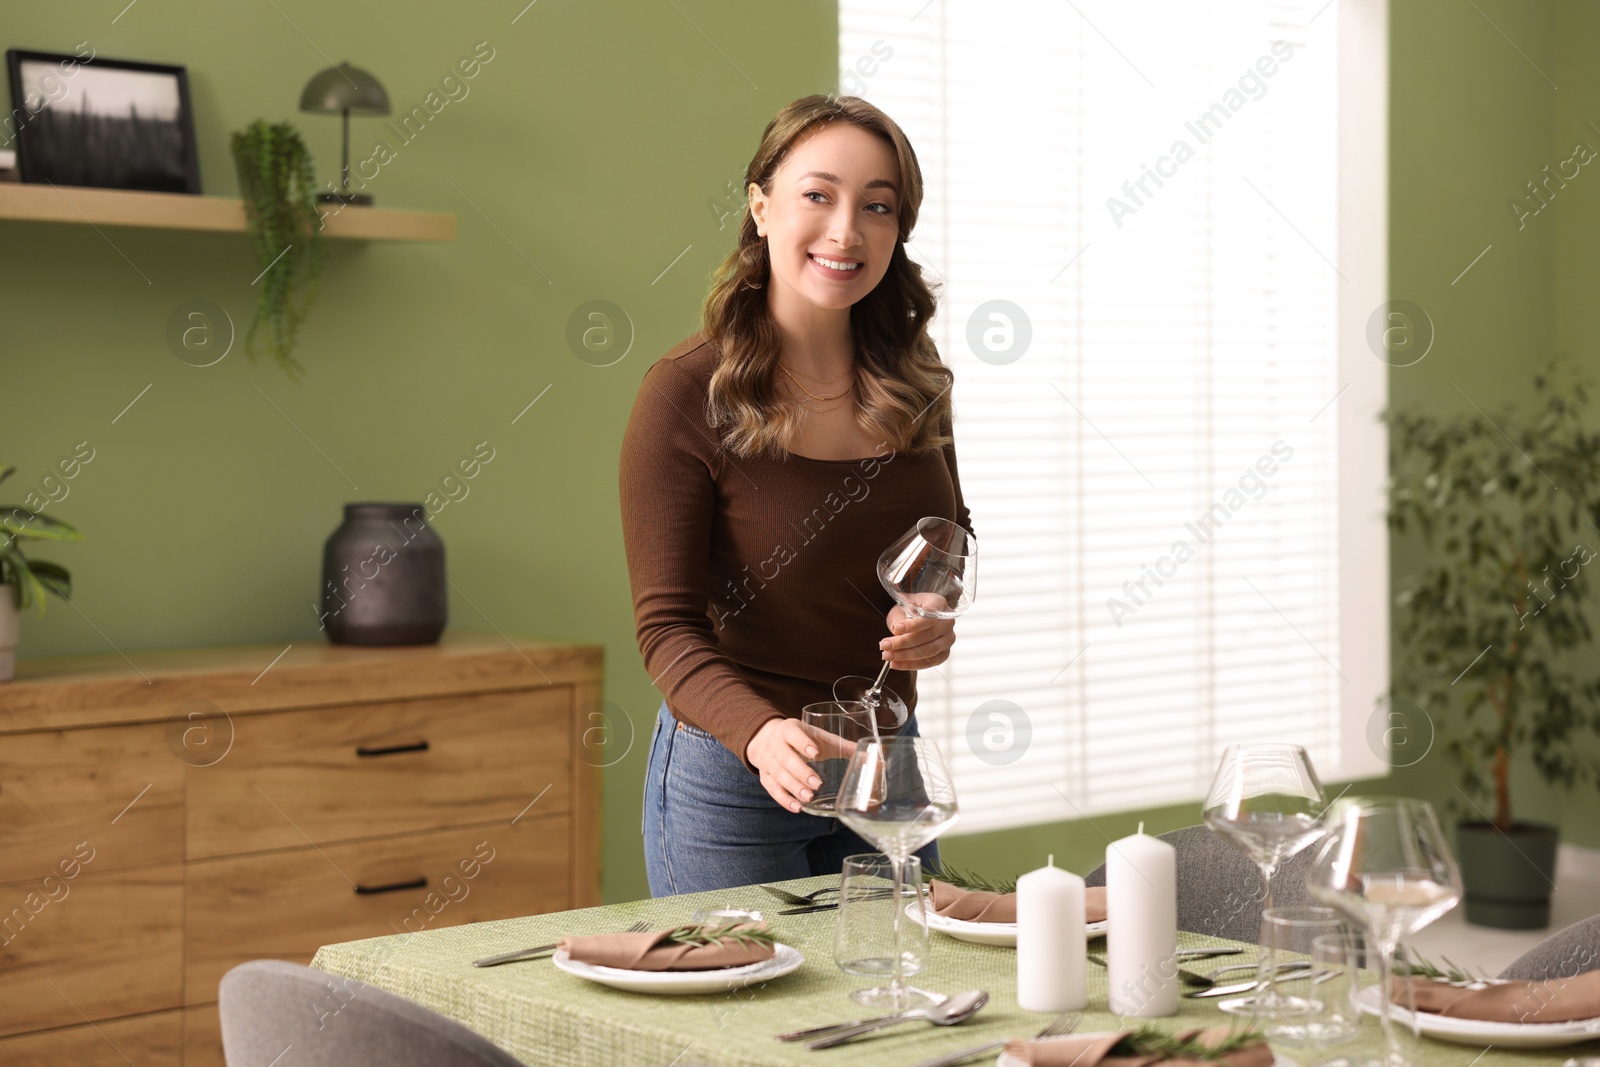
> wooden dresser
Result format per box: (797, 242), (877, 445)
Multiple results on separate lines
(0, 632), (603, 1066)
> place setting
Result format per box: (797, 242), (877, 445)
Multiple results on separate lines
(469, 907), (805, 996)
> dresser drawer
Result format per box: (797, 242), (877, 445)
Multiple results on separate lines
(0, 864), (184, 1037)
(0, 723), (183, 882)
(0, 1006), (183, 1066)
(184, 1004), (224, 1067)
(186, 688), (571, 859)
(184, 817), (571, 1004)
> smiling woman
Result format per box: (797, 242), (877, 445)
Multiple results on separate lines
(618, 95), (974, 896)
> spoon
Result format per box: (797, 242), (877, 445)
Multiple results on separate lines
(774, 991), (947, 1036)
(806, 990), (989, 1049)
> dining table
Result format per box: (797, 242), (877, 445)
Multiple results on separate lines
(310, 874), (1586, 1066)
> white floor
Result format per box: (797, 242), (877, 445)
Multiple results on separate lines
(1407, 844), (1600, 976)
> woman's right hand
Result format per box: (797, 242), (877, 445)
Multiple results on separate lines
(745, 718), (823, 813)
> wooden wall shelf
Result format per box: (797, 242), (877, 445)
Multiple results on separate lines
(0, 182), (456, 242)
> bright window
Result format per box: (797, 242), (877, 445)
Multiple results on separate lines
(840, 0), (1389, 832)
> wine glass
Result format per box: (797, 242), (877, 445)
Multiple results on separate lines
(843, 516), (977, 719)
(1201, 743), (1328, 1016)
(833, 736), (959, 1010)
(1306, 797), (1463, 1067)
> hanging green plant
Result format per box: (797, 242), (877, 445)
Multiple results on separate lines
(230, 119), (324, 380)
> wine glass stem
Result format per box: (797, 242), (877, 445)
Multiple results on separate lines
(888, 852), (907, 999)
(1253, 863), (1276, 1009)
(866, 658), (891, 697)
(1374, 936), (1404, 1067)
(1256, 860), (1277, 915)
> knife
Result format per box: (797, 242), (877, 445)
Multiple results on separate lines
(1185, 965), (1314, 998)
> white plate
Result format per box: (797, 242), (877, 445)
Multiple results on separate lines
(550, 943), (804, 995)
(907, 901), (1107, 947)
(1353, 983), (1600, 1049)
(998, 1040), (1296, 1066)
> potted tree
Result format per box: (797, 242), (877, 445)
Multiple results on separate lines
(0, 464), (83, 682)
(1385, 362), (1600, 928)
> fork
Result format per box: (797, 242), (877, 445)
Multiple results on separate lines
(909, 1009), (1081, 1067)
(756, 882), (840, 906)
(471, 920), (651, 967)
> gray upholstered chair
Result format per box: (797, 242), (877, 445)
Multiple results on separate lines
(1083, 823), (1318, 942)
(218, 959), (525, 1067)
(1498, 916), (1600, 981)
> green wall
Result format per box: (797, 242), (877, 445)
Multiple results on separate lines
(2, 0), (837, 904)
(1382, 0), (1600, 852)
(6, 0), (1597, 904)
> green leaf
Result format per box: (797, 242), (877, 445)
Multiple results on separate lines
(10, 549), (49, 614)
(925, 864), (1018, 895)
(0, 508), (83, 542)
(28, 560), (71, 601)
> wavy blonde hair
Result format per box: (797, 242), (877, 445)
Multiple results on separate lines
(701, 94), (953, 461)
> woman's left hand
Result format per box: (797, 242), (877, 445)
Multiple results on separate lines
(881, 597), (956, 670)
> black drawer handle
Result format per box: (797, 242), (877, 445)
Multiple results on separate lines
(354, 876), (427, 895)
(355, 740), (430, 757)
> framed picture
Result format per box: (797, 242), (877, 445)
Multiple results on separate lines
(5, 49), (201, 194)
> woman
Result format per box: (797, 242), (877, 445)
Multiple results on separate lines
(619, 94), (974, 896)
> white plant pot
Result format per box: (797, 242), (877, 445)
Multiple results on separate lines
(0, 583), (18, 682)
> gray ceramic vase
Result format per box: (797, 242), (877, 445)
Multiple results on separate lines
(321, 502), (446, 646)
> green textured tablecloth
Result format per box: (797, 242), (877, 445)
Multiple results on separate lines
(311, 876), (1587, 1066)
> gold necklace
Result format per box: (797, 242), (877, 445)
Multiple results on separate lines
(779, 363), (853, 401)
(780, 360), (852, 384)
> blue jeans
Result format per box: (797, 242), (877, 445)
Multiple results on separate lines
(642, 700), (942, 896)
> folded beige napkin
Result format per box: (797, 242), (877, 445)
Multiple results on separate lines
(1004, 1027), (1273, 1067)
(929, 880), (1107, 924)
(557, 922), (775, 971)
(1389, 970), (1600, 1024)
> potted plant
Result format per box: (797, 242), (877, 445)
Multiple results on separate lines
(1385, 361), (1600, 928)
(0, 464), (83, 682)
(230, 119), (324, 380)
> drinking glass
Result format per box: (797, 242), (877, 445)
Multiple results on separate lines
(1246, 905), (1342, 1042)
(841, 516), (977, 717)
(1201, 742), (1328, 1015)
(1307, 797), (1463, 1067)
(1304, 932), (1375, 1047)
(834, 854), (928, 979)
(834, 736), (959, 1010)
(800, 702), (883, 817)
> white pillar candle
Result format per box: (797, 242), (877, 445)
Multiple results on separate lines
(1016, 854), (1086, 1012)
(1106, 822), (1178, 1016)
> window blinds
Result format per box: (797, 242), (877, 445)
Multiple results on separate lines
(840, 0), (1388, 832)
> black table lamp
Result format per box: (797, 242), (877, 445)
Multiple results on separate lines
(299, 60), (390, 206)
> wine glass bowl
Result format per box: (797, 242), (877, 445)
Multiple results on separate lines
(834, 736), (959, 1010)
(842, 516), (978, 718)
(1306, 797), (1463, 1067)
(1201, 743), (1327, 1016)
(878, 516), (977, 618)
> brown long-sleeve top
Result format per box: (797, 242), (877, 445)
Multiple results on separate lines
(618, 332), (974, 772)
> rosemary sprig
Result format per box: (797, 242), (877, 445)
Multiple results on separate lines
(1394, 950), (1491, 985)
(1110, 1024), (1266, 1063)
(924, 864), (1018, 895)
(664, 923), (777, 950)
